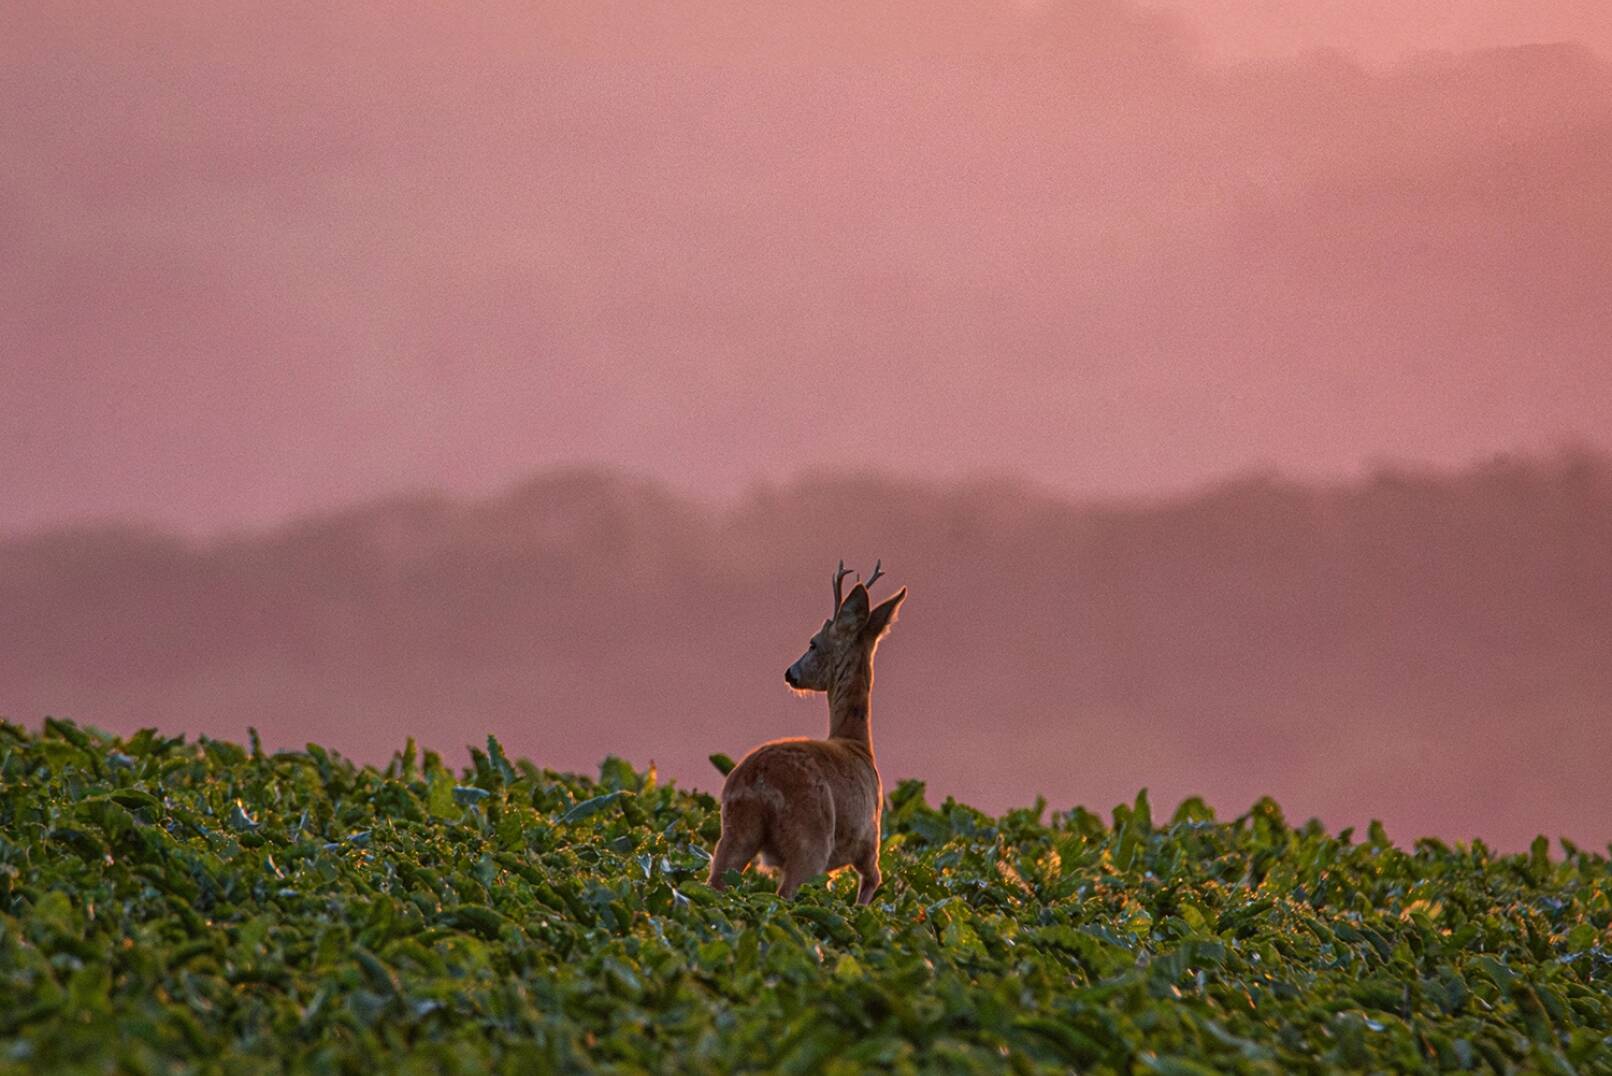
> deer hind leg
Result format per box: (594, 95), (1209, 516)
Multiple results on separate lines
(776, 838), (833, 900)
(773, 797), (835, 900)
(853, 845), (883, 905)
(708, 799), (765, 890)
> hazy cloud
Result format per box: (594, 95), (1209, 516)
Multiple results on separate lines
(3, 2), (1610, 531)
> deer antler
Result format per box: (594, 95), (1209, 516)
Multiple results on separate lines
(861, 559), (884, 592)
(832, 559), (853, 612)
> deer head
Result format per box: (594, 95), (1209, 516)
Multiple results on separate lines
(784, 560), (906, 692)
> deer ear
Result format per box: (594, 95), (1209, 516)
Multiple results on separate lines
(834, 583), (870, 633)
(863, 587), (907, 641)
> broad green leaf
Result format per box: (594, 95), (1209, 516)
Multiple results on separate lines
(427, 770), (459, 819)
(560, 790), (630, 824)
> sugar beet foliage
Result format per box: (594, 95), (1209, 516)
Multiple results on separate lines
(1, 719), (1609, 1072)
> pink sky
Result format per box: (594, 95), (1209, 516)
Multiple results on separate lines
(5, 5), (1612, 847)
(1148, 0), (1612, 63)
(4, 1), (1612, 534)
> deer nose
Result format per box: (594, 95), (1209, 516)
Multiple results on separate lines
(784, 667), (798, 687)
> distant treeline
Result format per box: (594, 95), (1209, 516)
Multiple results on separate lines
(4, 450), (1610, 849)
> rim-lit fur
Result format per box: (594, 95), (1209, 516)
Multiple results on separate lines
(708, 578), (907, 903)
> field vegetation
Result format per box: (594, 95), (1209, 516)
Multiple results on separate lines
(1, 720), (1609, 1072)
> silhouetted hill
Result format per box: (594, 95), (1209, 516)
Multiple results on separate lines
(5, 452), (1610, 848)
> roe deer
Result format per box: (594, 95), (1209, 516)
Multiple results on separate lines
(708, 560), (907, 904)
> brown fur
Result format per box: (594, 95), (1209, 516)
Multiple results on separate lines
(709, 574), (907, 903)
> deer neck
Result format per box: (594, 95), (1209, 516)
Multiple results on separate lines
(827, 650), (874, 748)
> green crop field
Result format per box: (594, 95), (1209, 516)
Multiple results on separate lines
(1, 720), (1609, 1073)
